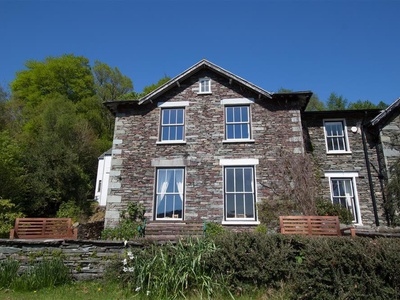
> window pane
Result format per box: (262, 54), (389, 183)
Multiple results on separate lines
(241, 107), (249, 122)
(170, 109), (177, 124)
(236, 194), (244, 216)
(226, 194), (235, 218)
(165, 195), (174, 217)
(226, 124), (234, 139)
(234, 124), (241, 139)
(245, 194), (254, 218)
(170, 126), (177, 140)
(244, 168), (253, 192)
(156, 195), (165, 218)
(177, 109), (184, 124)
(234, 107), (241, 122)
(226, 107), (234, 122)
(235, 168), (244, 192)
(162, 110), (170, 125)
(241, 124), (249, 139)
(226, 168), (234, 192)
(176, 126), (183, 140)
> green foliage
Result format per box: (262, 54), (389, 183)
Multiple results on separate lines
(101, 202), (145, 240)
(10, 259), (71, 291)
(0, 258), (71, 292)
(316, 199), (354, 224)
(93, 61), (133, 101)
(0, 259), (20, 288)
(205, 222), (225, 238)
(56, 200), (85, 223)
(257, 199), (298, 230)
(108, 238), (226, 300)
(327, 92), (348, 110)
(206, 232), (400, 299)
(0, 199), (25, 238)
(11, 54), (95, 106)
(208, 232), (297, 290)
(305, 94), (326, 111)
(385, 157), (400, 226)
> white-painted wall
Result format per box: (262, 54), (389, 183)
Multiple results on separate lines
(94, 151), (112, 206)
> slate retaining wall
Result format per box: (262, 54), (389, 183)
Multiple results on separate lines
(0, 239), (142, 281)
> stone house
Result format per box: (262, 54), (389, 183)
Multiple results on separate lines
(102, 59), (399, 230)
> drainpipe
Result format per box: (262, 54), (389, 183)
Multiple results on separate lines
(361, 118), (380, 226)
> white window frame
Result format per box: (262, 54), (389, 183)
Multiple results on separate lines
(155, 167), (185, 220)
(157, 101), (189, 144)
(220, 158), (259, 225)
(325, 172), (362, 225)
(323, 119), (351, 154)
(198, 78), (211, 94)
(221, 98), (255, 143)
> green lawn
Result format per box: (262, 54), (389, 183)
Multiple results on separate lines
(0, 281), (291, 300)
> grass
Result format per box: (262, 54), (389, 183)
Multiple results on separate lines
(0, 281), (293, 300)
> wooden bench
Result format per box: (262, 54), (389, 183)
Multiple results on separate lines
(10, 218), (78, 240)
(144, 220), (205, 241)
(279, 216), (355, 237)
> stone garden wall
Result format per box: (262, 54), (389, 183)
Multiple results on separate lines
(0, 239), (141, 281)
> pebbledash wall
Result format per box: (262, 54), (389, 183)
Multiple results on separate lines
(105, 69), (307, 228)
(0, 239), (137, 281)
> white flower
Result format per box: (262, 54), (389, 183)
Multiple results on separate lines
(127, 251), (134, 260)
(146, 291), (150, 296)
(124, 240), (127, 246)
(123, 267), (127, 272)
(128, 267), (134, 272)
(123, 258), (127, 265)
(135, 287), (141, 292)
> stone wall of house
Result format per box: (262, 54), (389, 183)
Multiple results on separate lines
(0, 239), (135, 281)
(105, 69), (306, 227)
(379, 114), (400, 177)
(303, 113), (386, 227)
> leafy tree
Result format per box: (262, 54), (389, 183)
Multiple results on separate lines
(306, 94), (326, 111)
(15, 95), (99, 216)
(93, 61), (133, 101)
(0, 131), (25, 201)
(134, 76), (171, 99)
(347, 100), (387, 110)
(326, 92), (348, 110)
(11, 54), (95, 107)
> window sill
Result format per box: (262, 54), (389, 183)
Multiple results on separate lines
(156, 141), (186, 145)
(326, 151), (352, 155)
(222, 139), (255, 144)
(197, 92), (212, 95)
(222, 220), (260, 225)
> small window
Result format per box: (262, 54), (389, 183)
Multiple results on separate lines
(155, 168), (184, 220)
(330, 177), (359, 223)
(199, 78), (211, 94)
(324, 120), (349, 153)
(160, 108), (185, 141)
(225, 106), (250, 140)
(97, 180), (102, 192)
(224, 166), (255, 220)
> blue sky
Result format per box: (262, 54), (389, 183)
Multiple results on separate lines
(1, 0), (399, 105)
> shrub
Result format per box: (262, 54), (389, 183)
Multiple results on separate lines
(101, 202), (145, 240)
(0, 199), (25, 238)
(205, 221), (225, 238)
(56, 200), (85, 223)
(316, 199), (354, 224)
